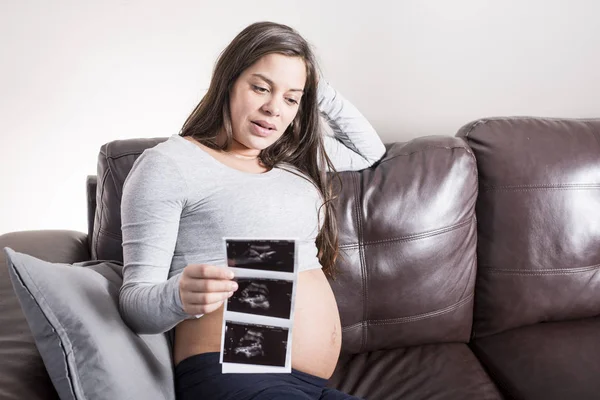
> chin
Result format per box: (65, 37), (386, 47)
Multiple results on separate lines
(239, 138), (269, 151)
(241, 134), (280, 151)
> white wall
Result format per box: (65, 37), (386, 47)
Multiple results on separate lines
(1, 0), (599, 235)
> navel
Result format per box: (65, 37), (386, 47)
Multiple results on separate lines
(331, 323), (337, 344)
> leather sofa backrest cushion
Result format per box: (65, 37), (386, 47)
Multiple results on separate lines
(330, 136), (478, 353)
(458, 117), (600, 338)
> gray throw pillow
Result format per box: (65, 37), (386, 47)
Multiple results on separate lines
(3, 247), (175, 400)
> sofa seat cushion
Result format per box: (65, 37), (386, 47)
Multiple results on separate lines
(328, 343), (503, 400)
(472, 317), (600, 400)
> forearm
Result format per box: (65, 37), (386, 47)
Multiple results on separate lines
(118, 272), (188, 334)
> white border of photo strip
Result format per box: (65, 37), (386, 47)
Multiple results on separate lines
(219, 237), (299, 373)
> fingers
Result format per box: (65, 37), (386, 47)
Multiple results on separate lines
(180, 291), (233, 315)
(185, 264), (235, 280)
(181, 277), (238, 293)
(188, 300), (225, 316)
(183, 290), (233, 306)
(184, 299), (227, 316)
(180, 264), (239, 316)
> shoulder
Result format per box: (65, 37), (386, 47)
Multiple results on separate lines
(133, 134), (200, 175)
(125, 136), (190, 193)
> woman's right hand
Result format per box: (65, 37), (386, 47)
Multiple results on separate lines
(179, 264), (238, 316)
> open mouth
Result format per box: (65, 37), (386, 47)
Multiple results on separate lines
(252, 121), (275, 130)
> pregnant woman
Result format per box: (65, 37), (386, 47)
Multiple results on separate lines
(118, 21), (385, 400)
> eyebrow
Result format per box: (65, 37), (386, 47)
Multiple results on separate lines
(251, 73), (304, 93)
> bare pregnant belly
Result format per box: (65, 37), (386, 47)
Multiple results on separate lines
(173, 268), (342, 379)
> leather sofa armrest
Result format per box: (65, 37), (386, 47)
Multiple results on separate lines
(0, 230), (90, 400)
(0, 230), (90, 263)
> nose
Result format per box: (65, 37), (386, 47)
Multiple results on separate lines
(261, 98), (280, 117)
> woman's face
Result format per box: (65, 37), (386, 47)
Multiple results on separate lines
(228, 53), (306, 154)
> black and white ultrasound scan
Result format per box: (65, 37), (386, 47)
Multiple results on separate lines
(222, 321), (288, 368)
(227, 278), (293, 319)
(226, 239), (295, 273)
(220, 238), (297, 373)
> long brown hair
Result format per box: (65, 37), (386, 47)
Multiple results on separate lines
(179, 21), (342, 277)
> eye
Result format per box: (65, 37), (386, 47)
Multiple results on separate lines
(252, 85), (268, 93)
(286, 98), (299, 105)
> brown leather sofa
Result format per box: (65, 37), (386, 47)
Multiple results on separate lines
(2, 117), (600, 400)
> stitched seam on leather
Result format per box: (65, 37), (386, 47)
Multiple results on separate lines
(463, 119), (488, 138)
(469, 218), (478, 342)
(339, 218), (472, 250)
(481, 184), (600, 193)
(378, 145), (471, 164)
(352, 173), (368, 352)
(341, 293), (474, 332)
(98, 227), (122, 240)
(94, 167), (110, 259)
(481, 183), (600, 189)
(104, 142), (125, 247)
(458, 125), (481, 201)
(490, 187), (600, 192)
(106, 150), (156, 199)
(479, 263), (600, 276)
(107, 156), (123, 201)
(586, 120), (600, 149)
(104, 150), (145, 160)
(474, 116), (600, 123)
(457, 216), (477, 301)
(87, 176), (97, 247)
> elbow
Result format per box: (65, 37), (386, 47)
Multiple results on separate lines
(118, 285), (156, 335)
(370, 142), (387, 166)
(118, 286), (139, 333)
(360, 127), (386, 168)
(362, 142), (387, 169)
(118, 281), (182, 335)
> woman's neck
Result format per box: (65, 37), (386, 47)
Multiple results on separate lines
(215, 130), (260, 158)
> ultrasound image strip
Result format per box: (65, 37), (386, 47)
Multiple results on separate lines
(221, 238), (298, 372)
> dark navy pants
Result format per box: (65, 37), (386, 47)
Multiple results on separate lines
(175, 352), (362, 400)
